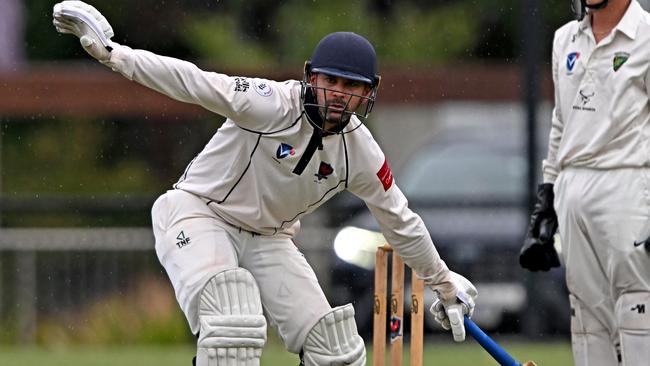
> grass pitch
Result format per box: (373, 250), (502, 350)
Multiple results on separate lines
(0, 339), (572, 365)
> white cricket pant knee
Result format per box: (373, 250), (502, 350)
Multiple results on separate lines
(196, 268), (267, 366)
(237, 235), (333, 354)
(301, 304), (366, 366)
(569, 294), (619, 366)
(616, 292), (650, 366)
(152, 189), (240, 334)
(152, 189), (334, 356)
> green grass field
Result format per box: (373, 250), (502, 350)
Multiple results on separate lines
(0, 339), (573, 365)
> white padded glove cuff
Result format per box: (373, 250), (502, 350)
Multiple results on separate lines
(103, 44), (136, 80)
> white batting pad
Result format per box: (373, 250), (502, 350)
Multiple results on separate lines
(302, 303), (366, 366)
(196, 268), (267, 366)
(616, 292), (650, 366)
(569, 294), (618, 366)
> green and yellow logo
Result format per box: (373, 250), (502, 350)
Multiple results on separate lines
(613, 52), (630, 72)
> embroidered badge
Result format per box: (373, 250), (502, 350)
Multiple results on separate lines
(613, 52), (629, 72)
(566, 52), (580, 72)
(315, 162), (333, 180)
(276, 143), (295, 159)
(253, 79), (273, 97)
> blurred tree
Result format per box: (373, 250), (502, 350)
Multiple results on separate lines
(29, 0), (577, 66)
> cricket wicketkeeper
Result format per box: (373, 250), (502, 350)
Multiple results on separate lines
(520, 1), (650, 365)
(53, 2), (478, 365)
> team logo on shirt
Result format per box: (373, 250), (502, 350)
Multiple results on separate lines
(613, 52), (629, 72)
(276, 143), (295, 159)
(314, 162), (333, 181)
(566, 52), (580, 73)
(572, 88), (596, 112)
(253, 79), (273, 97)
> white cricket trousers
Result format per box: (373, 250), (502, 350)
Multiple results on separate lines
(151, 189), (333, 353)
(555, 167), (650, 366)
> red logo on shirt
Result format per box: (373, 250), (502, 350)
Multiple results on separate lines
(315, 162), (334, 180)
(376, 159), (393, 191)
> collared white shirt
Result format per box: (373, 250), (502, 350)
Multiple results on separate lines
(543, 0), (650, 183)
(103, 45), (452, 285)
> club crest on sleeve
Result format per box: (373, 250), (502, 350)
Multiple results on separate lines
(253, 79), (274, 97)
(376, 158), (393, 191)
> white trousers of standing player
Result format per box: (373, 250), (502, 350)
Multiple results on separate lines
(151, 189), (333, 353)
(555, 167), (650, 366)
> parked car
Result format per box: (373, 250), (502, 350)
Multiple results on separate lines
(327, 118), (569, 339)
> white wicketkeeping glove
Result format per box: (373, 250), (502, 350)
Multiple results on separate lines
(52, 1), (115, 62)
(428, 271), (477, 342)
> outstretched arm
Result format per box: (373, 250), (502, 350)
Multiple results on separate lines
(52, 1), (296, 131)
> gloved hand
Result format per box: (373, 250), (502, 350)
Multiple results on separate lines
(52, 1), (115, 62)
(428, 271), (478, 342)
(520, 183), (561, 271)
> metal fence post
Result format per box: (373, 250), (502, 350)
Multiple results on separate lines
(16, 250), (36, 343)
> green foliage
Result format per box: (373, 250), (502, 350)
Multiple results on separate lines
(30, 0), (579, 64)
(2, 118), (161, 194)
(183, 15), (276, 70)
(36, 276), (191, 345)
(181, 0), (479, 68)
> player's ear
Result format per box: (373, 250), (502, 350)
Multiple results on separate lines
(309, 73), (318, 84)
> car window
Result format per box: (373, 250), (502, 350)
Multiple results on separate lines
(399, 143), (526, 201)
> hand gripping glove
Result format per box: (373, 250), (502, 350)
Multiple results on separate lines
(519, 183), (561, 271)
(429, 271), (478, 342)
(52, 1), (115, 62)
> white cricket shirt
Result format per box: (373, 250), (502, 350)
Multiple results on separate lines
(544, 0), (650, 183)
(103, 46), (453, 292)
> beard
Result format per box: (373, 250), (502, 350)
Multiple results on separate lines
(321, 98), (354, 130)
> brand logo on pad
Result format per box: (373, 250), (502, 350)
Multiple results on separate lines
(631, 304), (646, 314)
(276, 143), (295, 159)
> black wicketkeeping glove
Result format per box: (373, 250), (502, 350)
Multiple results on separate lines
(519, 183), (561, 271)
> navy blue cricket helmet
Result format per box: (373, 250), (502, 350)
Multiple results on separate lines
(301, 32), (381, 133)
(309, 32), (380, 86)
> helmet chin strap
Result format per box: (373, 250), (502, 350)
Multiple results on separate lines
(293, 87), (354, 176)
(303, 86), (350, 134)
